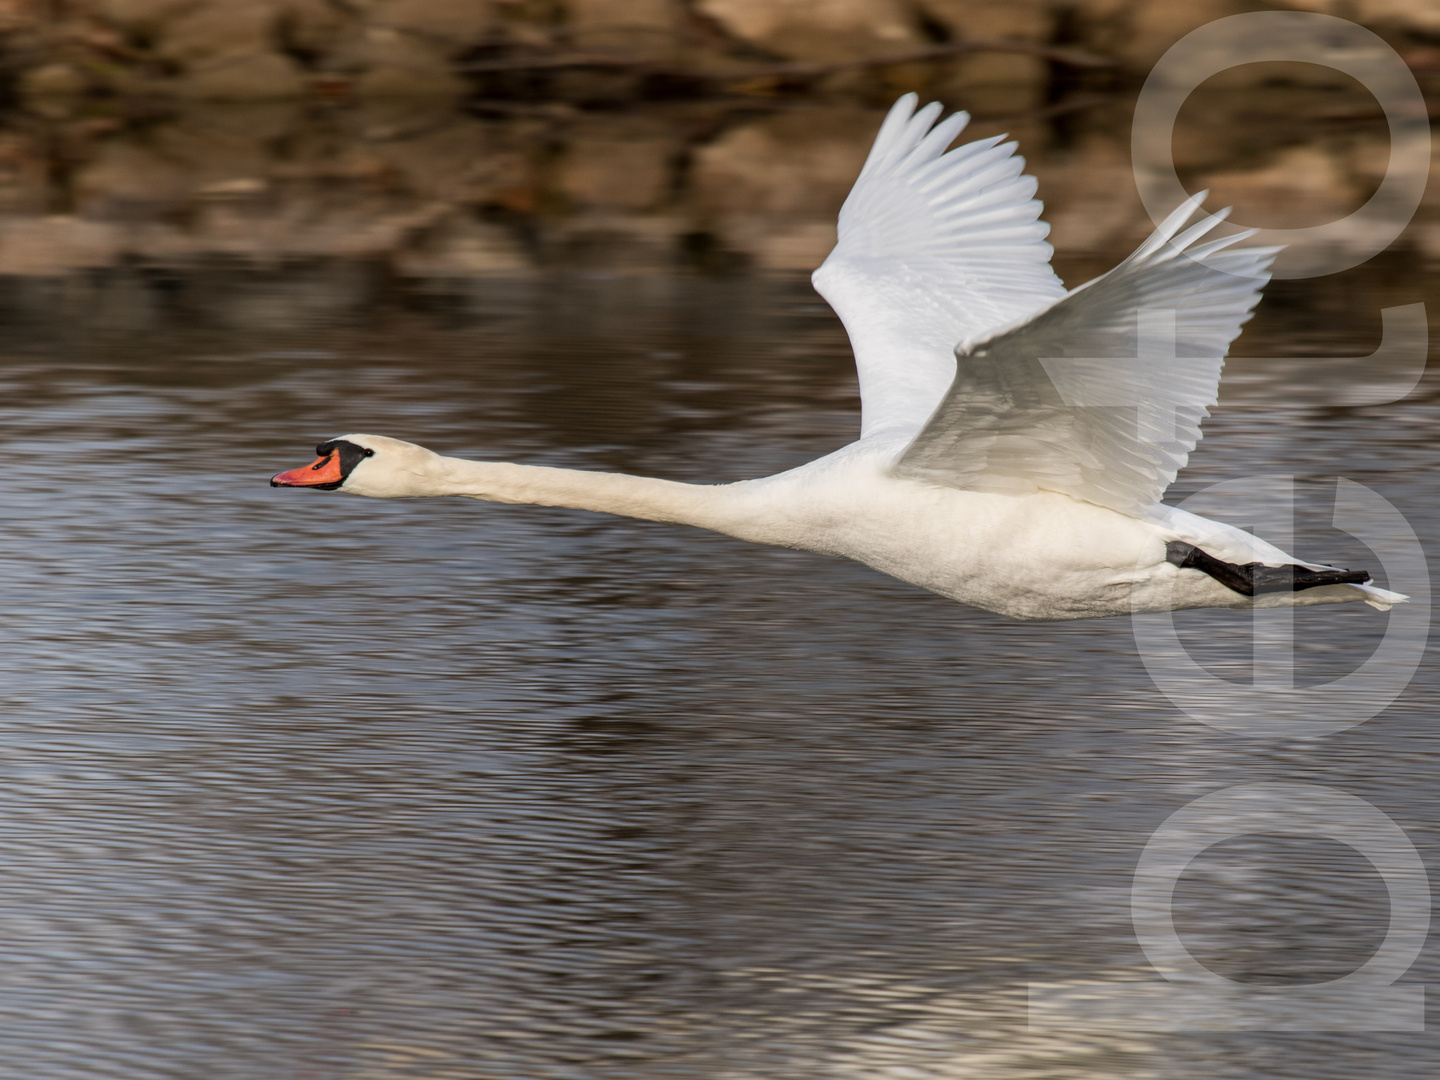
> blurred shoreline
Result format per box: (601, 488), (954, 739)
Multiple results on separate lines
(2, 1), (1438, 108)
(0, 1), (1432, 307)
(0, 90), (1434, 282)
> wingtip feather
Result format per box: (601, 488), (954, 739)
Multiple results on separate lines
(1135, 190), (1209, 259)
(862, 93), (922, 174)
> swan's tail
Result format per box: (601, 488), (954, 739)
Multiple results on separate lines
(1352, 582), (1409, 611)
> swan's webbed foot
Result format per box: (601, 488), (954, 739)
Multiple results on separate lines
(1164, 541), (1371, 597)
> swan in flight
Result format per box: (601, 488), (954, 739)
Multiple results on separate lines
(273, 95), (1404, 620)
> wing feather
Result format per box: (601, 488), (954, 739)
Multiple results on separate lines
(895, 197), (1278, 517)
(812, 95), (1066, 439)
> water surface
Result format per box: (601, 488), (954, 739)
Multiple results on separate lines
(1, 263), (1437, 1078)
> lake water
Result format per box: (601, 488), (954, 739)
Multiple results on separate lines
(1, 257), (1437, 1078)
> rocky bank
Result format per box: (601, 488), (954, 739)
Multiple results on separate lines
(0, 0), (1430, 308)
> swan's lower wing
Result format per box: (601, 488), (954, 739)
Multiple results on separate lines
(895, 200), (1277, 517)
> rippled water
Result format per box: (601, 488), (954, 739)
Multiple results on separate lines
(1, 263), (1438, 1078)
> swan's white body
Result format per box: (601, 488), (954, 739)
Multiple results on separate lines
(277, 96), (1406, 621)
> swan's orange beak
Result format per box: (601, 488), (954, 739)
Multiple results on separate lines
(271, 453), (343, 488)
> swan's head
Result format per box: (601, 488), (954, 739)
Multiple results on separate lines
(271, 433), (445, 498)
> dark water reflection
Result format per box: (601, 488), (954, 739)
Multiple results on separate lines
(1, 264), (1438, 1078)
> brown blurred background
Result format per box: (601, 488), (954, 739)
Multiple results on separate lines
(0, 0), (1433, 293)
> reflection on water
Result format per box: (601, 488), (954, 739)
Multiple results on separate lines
(1, 260), (1437, 1078)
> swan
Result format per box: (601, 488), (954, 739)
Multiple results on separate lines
(272, 94), (1406, 621)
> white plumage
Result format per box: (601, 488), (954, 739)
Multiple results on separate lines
(275, 95), (1406, 621)
(813, 97), (1066, 440)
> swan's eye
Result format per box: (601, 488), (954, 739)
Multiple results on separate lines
(362, 448), (375, 458)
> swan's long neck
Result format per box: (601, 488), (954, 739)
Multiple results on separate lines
(429, 455), (759, 536)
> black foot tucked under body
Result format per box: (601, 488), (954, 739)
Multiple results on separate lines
(1165, 541), (1372, 597)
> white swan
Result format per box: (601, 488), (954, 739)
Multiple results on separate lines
(273, 95), (1405, 621)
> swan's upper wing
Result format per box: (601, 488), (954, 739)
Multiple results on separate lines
(895, 200), (1277, 517)
(812, 95), (1066, 440)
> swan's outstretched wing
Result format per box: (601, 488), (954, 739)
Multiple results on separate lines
(812, 95), (1065, 440)
(895, 200), (1277, 517)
